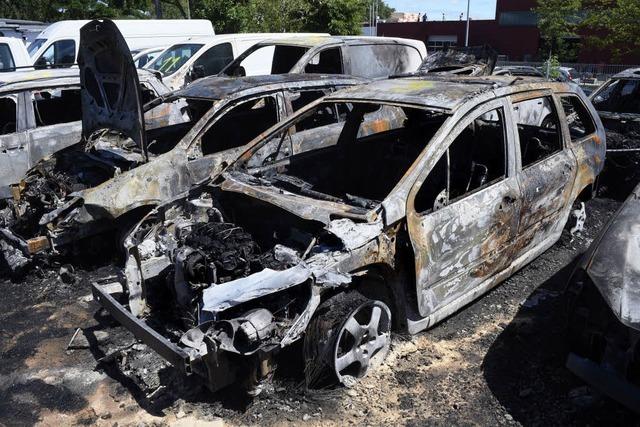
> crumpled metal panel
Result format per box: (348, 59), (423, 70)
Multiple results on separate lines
(584, 183), (640, 331)
(78, 19), (147, 156)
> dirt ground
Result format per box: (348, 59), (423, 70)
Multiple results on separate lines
(1, 197), (639, 426)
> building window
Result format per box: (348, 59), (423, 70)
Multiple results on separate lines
(427, 35), (457, 51)
(499, 11), (538, 26)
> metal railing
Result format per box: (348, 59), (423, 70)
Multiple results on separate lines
(496, 61), (640, 83)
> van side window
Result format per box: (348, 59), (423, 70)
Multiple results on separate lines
(32, 88), (82, 127)
(36, 40), (76, 68)
(304, 48), (343, 74)
(194, 43), (234, 77)
(560, 96), (596, 141)
(513, 96), (562, 168)
(200, 96), (278, 154)
(0, 43), (16, 71)
(0, 96), (17, 135)
(414, 107), (506, 213)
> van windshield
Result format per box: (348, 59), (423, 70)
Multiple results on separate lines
(147, 43), (203, 76)
(28, 38), (46, 57)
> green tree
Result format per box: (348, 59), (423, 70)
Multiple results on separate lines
(534, 0), (582, 60)
(305, 0), (367, 35)
(581, 0), (640, 59)
(364, 0), (394, 22)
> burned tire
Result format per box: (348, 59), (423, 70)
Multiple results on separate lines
(304, 291), (391, 389)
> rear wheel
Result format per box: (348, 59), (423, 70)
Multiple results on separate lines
(304, 291), (392, 388)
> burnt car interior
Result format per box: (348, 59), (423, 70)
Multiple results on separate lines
(32, 88), (82, 126)
(242, 102), (450, 206)
(0, 96), (16, 134)
(513, 96), (562, 167)
(200, 96), (279, 154)
(222, 44), (311, 77)
(592, 78), (640, 114)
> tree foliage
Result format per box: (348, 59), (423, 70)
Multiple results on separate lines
(534, 0), (582, 59)
(0, 0), (387, 36)
(580, 0), (640, 59)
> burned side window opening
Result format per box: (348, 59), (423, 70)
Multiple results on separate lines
(32, 88), (81, 127)
(243, 102), (447, 206)
(289, 90), (337, 132)
(200, 96), (278, 155)
(513, 96), (561, 168)
(222, 44), (309, 77)
(304, 47), (343, 74)
(0, 96), (17, 135)
(414, 107), (507, 213)
(592, 79), (640, 114)
(560, 95), (596, 141)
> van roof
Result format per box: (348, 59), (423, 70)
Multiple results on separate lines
(255, 35), (426, 48)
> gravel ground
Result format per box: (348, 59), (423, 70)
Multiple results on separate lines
(1, 197), (638, 426)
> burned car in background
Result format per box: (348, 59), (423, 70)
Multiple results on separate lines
(93, 76), (605, 394)
(218, 35), (426, 79)
(589, 68), (640, 198)
(406, 45), (498, 77)
(0, 68), (171, 198)
(566, 182), (640, 413)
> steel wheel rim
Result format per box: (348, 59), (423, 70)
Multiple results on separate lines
(333, 300), (391, 386)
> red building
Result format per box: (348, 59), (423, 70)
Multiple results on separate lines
(376, 0), (638, 64)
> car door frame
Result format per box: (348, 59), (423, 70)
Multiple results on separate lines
(23, 85), (83, 167)
(508, 90), (578, 260)
(405, 96), (521, 322)
(185, 90), (286, 184)
(0, 91), (30, 198)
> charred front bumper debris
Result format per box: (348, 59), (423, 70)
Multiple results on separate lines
(566, 183), (640, 413)
(93, 173), (394, 392)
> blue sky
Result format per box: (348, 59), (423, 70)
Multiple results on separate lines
(385, 0), (497, 20)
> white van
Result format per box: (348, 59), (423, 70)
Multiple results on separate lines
(28, 19), (214, 69)
(144, 33), (328, 90)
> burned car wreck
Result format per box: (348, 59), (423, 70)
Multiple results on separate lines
(589, 67), (640, 197)
(0, 20), (366, 272)
(93, 75), (605, 393)
(566, 182), (640, 413)
(400, 45), (497, 77)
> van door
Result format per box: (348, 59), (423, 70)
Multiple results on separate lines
(510, 93), (576, 255)
(406, 99), (520, 318)
(0, 93), (29, 197)
(34, 39), (76, 68)
(190, 42), (234, 81)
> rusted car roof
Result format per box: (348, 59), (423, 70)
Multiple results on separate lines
(324, 76), (517, 111)
(171, 73), (365, 101)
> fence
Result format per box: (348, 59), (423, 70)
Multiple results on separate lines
(496, 61), (639, 83)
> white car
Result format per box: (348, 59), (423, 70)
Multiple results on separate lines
(132, 46), (167, 68)
(0, 37), (31, 71)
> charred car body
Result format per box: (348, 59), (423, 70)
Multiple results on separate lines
(589, 68), (640, 197)
(0, 21), (365, 272)
(404, 45), (498, 77)
(0, 68), (171, 198)
(566, 182), (640, 413)
(93, 76), (605, 393)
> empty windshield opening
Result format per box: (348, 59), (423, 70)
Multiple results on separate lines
(241, 102), (449, 207)
(221, 44), (309, 77)
(147, 43), (203, 76)
(592, 79), (640, 114)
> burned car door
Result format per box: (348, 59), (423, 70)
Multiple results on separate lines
(0, 93), (28, 198)
(509, 93), (576, 252)
(25, 86), (82, 165)
(407, 99), (521, 318)
(186, 93), (284, 182)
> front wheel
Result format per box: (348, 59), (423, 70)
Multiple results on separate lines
(304, 292), (392, 388)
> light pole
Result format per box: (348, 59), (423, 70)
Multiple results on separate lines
(465, 0), (470, 46)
